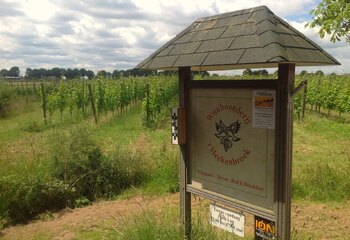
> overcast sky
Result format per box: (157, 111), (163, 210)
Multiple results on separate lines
(0, 0), (348, 75)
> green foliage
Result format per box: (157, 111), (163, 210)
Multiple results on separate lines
(0, 81), (13, 117)
(301, 74), (350, 116)
(40, 77), (148, 122)
(142, 76), (178, 128)
(0, 175), (75, 224)
(141, 144), (179, 195)
(293, 90), (303, 120)
(307, 0), (350, 43)
(49, 124), (149, 200)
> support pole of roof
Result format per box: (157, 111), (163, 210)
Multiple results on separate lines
(179, 67), (191, 239)
(276, 63), (295, 240)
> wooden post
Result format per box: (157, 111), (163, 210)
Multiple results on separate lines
(40, 83), (47, 125)
(82, 81), (86, 116)
(302, 81), (307, 119)
(179, 67), (191, 239)
(88, 84), (98, 124)
(275, 63), (295, 240)
(145, 83), (150, 126)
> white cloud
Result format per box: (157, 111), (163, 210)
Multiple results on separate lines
(21, 0), (58, 21)
(289, 20), (348, 73)
(0, 0), (348, 74)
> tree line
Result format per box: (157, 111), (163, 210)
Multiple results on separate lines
(0, 66), (211, 80)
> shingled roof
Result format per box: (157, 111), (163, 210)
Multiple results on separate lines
(135, 5), (340, 71)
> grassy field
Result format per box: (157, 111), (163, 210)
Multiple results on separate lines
(0, 88), (349, 239)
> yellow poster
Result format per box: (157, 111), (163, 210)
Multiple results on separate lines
(189, 88), (275, 211)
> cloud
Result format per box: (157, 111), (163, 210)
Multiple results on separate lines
(0, 0), (347, 74)
(0, 1), (25, 17)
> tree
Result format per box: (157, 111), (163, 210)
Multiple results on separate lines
(25, 68), (32, 78)
(307, 0), (350, 43)
(79, 68), (87, 78)
(64, 68), (73, 79)
(71, 68), (81, 79)
(112, 69), (120, 79)
(0, 69), (9, 77)
(8, 66), (20, 77)
(315, 70), (324, 76)
(86, 70), (94, 80)
(300, 70), (308, 76)
(48, 67), (63, 78)
(243, 69), (252, 76)
(38, 68), (48, 78)
(97, 70), (108, 78)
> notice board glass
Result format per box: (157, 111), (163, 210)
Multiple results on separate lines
(189, 88), (276, 212)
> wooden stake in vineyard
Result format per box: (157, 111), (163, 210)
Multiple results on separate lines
(88, 83), (98, 124)
(40, 83), (47, 125)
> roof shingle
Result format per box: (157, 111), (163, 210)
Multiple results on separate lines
(135, 5), (340, 70)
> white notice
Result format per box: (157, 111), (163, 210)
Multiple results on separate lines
(210, 204), (245, 237)
(252, 90), (276, 129)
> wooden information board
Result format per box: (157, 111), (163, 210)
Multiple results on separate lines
(188, 88), (276, 215)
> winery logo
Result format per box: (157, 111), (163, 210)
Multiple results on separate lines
(214, 120), (241, 152)
(206, 104), (252, 166)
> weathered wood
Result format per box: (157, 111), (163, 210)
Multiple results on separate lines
(187, 79), (277, 89)
(145, 83), (150, 125)
(40, 83), (47, 125)
(88, 84), (98, 124)
(179, 67), (191, 239)
(302, 81), (307, 119)
(275, 63), (295, 240)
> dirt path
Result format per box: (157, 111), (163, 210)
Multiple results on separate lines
(1, 194), (349, 239)
(0, 194), (179, 240)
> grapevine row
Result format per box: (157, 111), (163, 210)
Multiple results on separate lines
(38, 75), (179, 126)
(294, 75), (350, 118)
(40, 77), (148, 123)
(142, 76), (178, 127)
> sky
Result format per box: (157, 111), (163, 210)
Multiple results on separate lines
(0, 0), (349, 75)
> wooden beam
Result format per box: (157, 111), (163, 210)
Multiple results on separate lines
(178, 67), (191, 239)
(275, 63), (295, 240)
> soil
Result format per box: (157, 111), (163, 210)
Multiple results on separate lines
(1, 194), (349, 240)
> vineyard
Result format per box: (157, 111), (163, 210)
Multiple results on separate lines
(1, 74), (349, 124)
(294, 75), (350, 120)
(0, 74), (349, 237)
(0, 76), (178, 127)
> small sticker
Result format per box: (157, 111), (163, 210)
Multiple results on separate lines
(254, 216), (275, 240)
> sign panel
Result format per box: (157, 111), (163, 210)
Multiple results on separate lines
(210, 204), (245, 237)
(189, 88), (275, 211)
(255, 216), (275, 239)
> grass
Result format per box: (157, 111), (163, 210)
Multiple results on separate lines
(0, 95), (180, 225)
(292, 110), (350, 202)
(0, 93), (349, 238)
(73, 202), (252, 240)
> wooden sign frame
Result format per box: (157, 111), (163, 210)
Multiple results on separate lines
(178, 63), (294, 240)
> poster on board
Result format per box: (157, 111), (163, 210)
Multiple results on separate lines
(252, 91), (276, 129)
(189, 88), (276, 211)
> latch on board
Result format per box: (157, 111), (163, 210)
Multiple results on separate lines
(171, 108), (186, 145)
